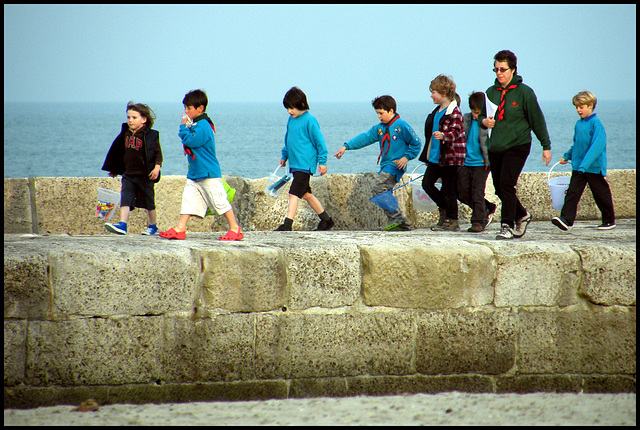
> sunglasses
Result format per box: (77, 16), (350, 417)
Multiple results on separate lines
(493, 67), (511, 73)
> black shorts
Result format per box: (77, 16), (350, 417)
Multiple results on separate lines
(289, 171), (312, 199)
(121, 174), (156, 211)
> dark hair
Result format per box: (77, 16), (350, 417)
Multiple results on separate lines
(371, 95), (397, 113)
(283, 87), (310, 110)
(126, 101), (156, 128)
(468, 91), (484, 111)
(182, 89), (208, 110)
(494, 50), (517, 74)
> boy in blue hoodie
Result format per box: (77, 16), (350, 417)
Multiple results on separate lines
(159, 89), (244, 241)
(552, 91), (615, 231)
(275, 87), (333, 231)
(334, 95), (422, 231)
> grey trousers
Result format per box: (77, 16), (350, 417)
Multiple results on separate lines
(371, 172), (408, 225)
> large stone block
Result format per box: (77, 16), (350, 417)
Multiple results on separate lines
(195, 246), (287, 312)
(48, 240), (197, 316)
(255, 310), (414, 379)
(4, 320), (27, 386)
(490, 242), (581, 307)
(3, 178), (32, 233)
(161, 313), (255, 383)
(26, 316), (164, 386)
(282, 242), (361, 310)
(4, 248), (51, 319)
(518, 306), (636, 374)
(572, 244), (636, 306)
(361, 239), (495, 309)
(415, 309), (517, 375)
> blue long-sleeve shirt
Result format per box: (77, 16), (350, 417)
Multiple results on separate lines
(563, 113), (607, 175)
(344, 116), (422, 181)
(281, 111), (328, 174)
(179, 119), (221, 180)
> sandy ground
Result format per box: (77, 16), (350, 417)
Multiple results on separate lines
(4, 392), (636, 426)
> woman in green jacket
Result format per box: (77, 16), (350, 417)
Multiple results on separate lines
(479, 50), (552, 240)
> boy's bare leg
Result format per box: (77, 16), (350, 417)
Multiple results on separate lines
(286, 194), (300, 219)
(223, 208), (240, 232)
(174, 214), (191, 232)
(119, 206), (131, 223)
(302, 192), (324, 214)
(148, 209), (157, 225)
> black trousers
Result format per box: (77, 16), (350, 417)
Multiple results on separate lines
(457, 165), (496, 224)
(561, 171), (615, 225)
(488, 142), (531, 228)
(422, 162), (459, 220)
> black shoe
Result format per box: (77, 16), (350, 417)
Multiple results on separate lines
(314, 218), (335, 231)
(274, 223), (292, 231)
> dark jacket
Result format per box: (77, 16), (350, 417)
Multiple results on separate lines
(102, 123), (162, 182)
(418, 100), (466, 166)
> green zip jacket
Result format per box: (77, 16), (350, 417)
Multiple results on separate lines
(479, 74), (551, 153)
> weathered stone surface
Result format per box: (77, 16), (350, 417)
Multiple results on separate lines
(489, 242), (581, 307)
(3, 178), (32, 233)
(572, 244), (636, 306)
(4, 320), (27, 386)
(4, 249), (51, 319)
(4, 171), (635, 235)
(415, 309), (517, 375)
(518, 306), (636, 374)
(255, 310), (414, 379)
(361, 239), (495, 309)
(161, 313), (255, 383)
(195, 246), (287, 312)
(27, 316), (164, 386)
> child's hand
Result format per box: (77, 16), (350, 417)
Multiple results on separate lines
(394, 157), (408, 170)
(482, 116), (495, 129)
(279, 159), (287, 167)
(318, 165), (327, 176)
(149, 165), (161, 180)
(559, 158), (568, 165)
(334, 146), (346, 159)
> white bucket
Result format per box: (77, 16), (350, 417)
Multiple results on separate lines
(96, 187), (121, 221)
(547, 161), (571, 210)
(408, 165), (439, 212)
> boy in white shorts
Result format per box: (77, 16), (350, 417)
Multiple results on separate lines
(160, 89), (243, 241)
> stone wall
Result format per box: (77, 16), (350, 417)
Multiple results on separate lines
(3, 169), (636, 235)
(3, 172), (637, 408)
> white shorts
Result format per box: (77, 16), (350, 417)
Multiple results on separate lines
(180, 178), (232, 218)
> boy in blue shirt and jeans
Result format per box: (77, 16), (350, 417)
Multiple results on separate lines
(552, 91), (615, 231)
(334, 95), (422, 231)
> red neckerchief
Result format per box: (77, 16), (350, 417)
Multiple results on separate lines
(377, 114), (400, 164)
(496, 84), (518, 121)
(183, 120), (216, 160)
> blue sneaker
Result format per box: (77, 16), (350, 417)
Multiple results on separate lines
(141, 224), (158, 235)
(105, 221), (127, 235)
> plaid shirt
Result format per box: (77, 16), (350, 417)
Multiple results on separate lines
(419, 101), (466, 167)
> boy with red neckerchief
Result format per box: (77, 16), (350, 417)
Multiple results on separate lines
(334, 95), (422, 231)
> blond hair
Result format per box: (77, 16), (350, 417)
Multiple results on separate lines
(572, 91), (597, 109)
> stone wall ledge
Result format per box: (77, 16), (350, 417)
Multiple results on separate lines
(3, 170), (636, 235)
(4, 219), (636, 407)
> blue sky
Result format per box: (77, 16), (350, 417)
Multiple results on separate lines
(3, 4), (636, 104)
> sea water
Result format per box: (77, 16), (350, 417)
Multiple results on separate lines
(3, 100), (635, 179)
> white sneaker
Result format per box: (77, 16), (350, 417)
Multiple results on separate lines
(496, 224), (514, 240)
